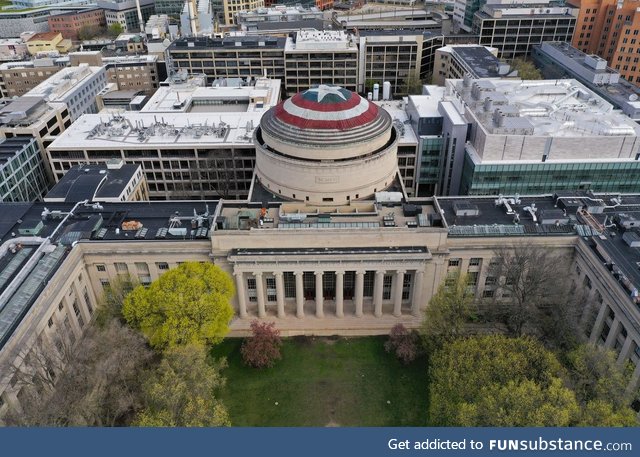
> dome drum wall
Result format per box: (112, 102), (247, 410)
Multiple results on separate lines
(255, 130), (399, 206)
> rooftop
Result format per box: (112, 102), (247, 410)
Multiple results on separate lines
(447, 45), (510, 79)
(141, 77), (281, 114)
(25, 65), (103, 102)
(48, 111), (264, 149)
(407, 86), (446, 118)
(26, 32), (60, 42)
(44, 163), (141, 202)
(449, 78), (640, 138)
(0, 96), (64, 128)
(374, 100), (418, 145)
(286, 30), (355, 51)
(169, 36), (286, 50)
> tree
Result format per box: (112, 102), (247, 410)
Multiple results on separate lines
(4, 321), (152, 426)
(384, 323), (419, 364)
(487, 245), (571, 337)
(123, 262), (235, 350)
(134, 344), (230, 427)
(108, 23), (124, 39)
(95, 274), (138, 327)
(510, 58), (542, 80)
(241, 321), (282, 368)
(400, 73), (423, 95)
(566, 344), (637, 425)
(77, 25), (102, 41)
(428, 334), (578, 426)
(421, 270), (474, 352)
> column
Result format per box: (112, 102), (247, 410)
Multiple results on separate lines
(295, 271), (304, 319)
(604, 317), (620, 349)
(315, 271), (324, 318)
(255, 272), (266, 319)
(234, 271), (247, 319)
(354, 270), (365, 318)
(617, 337), (636, 367)
(412, 269), (425, 317)
(275, 272), (285, 319)
(335, 270), (344, 318)
(373, 270), (385, 318)
(625, 362), (640, 397)
(393, 270), (405, 317)
(589, 302), (608, 344)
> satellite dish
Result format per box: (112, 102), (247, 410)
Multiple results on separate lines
(629, 94), (638, 101)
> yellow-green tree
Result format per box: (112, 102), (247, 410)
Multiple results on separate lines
(510, 58), (542, 80)
(134, 344), (230, 427)
(429, 335), (577, 426)
(421, 270), (474, 351)
(123, 262), (234, 349)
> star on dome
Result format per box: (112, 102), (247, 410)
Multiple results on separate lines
(307, 85), (347, 103)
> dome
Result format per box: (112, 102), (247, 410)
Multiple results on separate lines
(273, 85), (379, 131)
(253, 85), (399, 206)
(259, 84), (393, 161)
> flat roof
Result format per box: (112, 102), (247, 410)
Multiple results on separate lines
(141, 77), (281, 114)
(375, 100), (418, 145)
(48, 111), (264, 149)
(26, 32), (60, 42)
(449, 78), (640, 138)
(408, 86), (446, 118)
(451, 46), (503, 78)
(26, 65), (103, 102)
(45, 163), (140, 202)
(169, 36), (286, 50)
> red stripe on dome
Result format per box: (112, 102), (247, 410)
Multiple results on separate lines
(273, 103), (380, 130)
(289, 92), (364, 112)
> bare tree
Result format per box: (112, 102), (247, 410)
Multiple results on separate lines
(4, 321), (152, 426)
(487, 245), (574, 339)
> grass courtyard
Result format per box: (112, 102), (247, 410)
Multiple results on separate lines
(210, 336), (429, 427)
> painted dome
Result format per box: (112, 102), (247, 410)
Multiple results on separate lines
(258, 85), (393, 160)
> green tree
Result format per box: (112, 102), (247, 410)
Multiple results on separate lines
(421, 270), (474, 352)
(95, 274), (138, 327)
(108, 23), (124, 39)
(123, 262), (234, 349)
(566, 344), (637, 425)
(510, 58), (542, 80)
(429, 334), (576, 426)
(401, 73), (423, 95)
(134, 344), (230, 427)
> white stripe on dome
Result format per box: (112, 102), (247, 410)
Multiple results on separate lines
(282, 97), (372, 121)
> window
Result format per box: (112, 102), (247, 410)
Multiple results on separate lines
(283, 272), (296, 298)
(84, 289), (93, 315)
(266, 276), (276, 302)
(583, 275), (592, 290)
(100, 279), (110, 288)
(468, 272), (479, 286)
(48, 316), (54, 328)
(247, 277), (257, 302)
(482, 289), (495, 298)
(58, 302), (64, 311)
(383, 274), (392, 300)
(485, 276), (497, 286)
(469, 258), (481, 266)
(448, 258), (461, 267)
(96, 264), (106, 272)
(156, 262), (169, 270)
(115, 263), (128, 274)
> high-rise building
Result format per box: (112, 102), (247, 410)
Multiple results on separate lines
(98, 0), (155, 33)
(0, 137), (50, 202)
(569, 0), (640, 86)
(474, 0), (578, 59)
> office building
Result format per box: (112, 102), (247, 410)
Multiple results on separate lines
(44, 161), (148, 202)
(25, 32), (73, 56)
(447, 78), (640, 195)
(569, 0), (640, 87)
(432, 44), (510, 86)
(167, 36), (286, 86)
(473, 0), (578, 59)
(0, 39), (29, 62)
(0, 60), (64, 99)
(0, 137), (49, 202)
(223, 0), (264, 26)
(532, 41), (640, 121)
(25, 65), (107, 121)
(47, 8), (107, 40)
(236, 5), (324, 33)
(284, 31), (358, 97)
(98, 0), (155, 33)
(453, 0), (486, 33)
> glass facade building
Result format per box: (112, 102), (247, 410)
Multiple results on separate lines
(0, 137), (50, 202)
(461, 156), (640, 195)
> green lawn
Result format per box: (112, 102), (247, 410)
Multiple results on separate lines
(210, 336), (429, 427)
